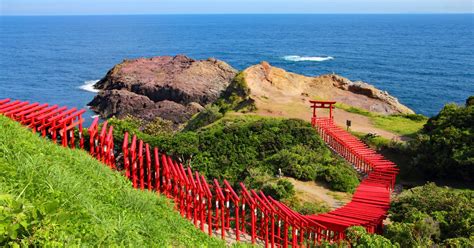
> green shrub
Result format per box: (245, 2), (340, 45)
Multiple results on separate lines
(346, 226), (399, 247)
(265, 145), (330, 181)
(318, 161), (360, 193)
(261, 179), (295, 200)
(287, 200), (330, 215)
(142, 117), (175, 136)
(184, 72), (256, 131)
(108, 116), (359, 193)
(442, 237), (474, 248)
(215, 71), (256, 113)
(387, 183), (473, 245)
(384, 213), (440, 247)
(265, 145), (359, 192)
(407, 98), (474, 182)
(185, 105), (224, 131)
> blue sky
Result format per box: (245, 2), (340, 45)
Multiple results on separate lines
(1, 0), (472, 15)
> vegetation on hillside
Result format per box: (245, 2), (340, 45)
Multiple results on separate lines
(109, 115), (360, 199)
(0, 116), (223, 247)
(335, 103), (428, 137)
(385, 183), (473, 247)
(185, 71), (256, 131)
(406, 98), (473, 182)
(318, 226), (399, 247)
(352, 96), (474, 185)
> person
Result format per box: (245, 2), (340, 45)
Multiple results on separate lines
(278, 168), (283, 178)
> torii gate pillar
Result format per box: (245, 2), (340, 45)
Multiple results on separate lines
(310, 100), (336, 121)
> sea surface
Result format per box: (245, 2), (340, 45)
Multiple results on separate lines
(0, 14), (473, 119)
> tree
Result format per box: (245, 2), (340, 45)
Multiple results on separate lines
(386, 183), (473, 245)
(408, 96), (474, 181)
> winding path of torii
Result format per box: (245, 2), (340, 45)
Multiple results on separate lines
(0, 98), (397, 247)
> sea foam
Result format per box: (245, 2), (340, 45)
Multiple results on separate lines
(282, 55), (334, 62)
(79, 80), (100, 93)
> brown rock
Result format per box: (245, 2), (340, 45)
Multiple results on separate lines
(88, 55), (237, 124)
(242, 61), (414, 115)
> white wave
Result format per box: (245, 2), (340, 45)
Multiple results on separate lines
(282, 55), (334, 62)
(79, 80), (100, 93)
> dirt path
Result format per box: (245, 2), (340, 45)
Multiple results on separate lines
(251, 97), (403, 141)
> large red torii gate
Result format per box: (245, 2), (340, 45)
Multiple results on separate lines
(310, 100), (336, 120)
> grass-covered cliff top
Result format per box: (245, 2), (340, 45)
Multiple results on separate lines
(0, 115), (224, 247)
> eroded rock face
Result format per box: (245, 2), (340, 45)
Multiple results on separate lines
(88, 55), (237, 123)
(242, 61), (414, 115)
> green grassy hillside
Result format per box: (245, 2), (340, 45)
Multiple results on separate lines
(0, 115), (224, 247)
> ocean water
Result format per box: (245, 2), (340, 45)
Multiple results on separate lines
(0, 14), (473, 120)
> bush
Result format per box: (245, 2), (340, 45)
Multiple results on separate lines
(384, 213), (440, 247)
(386, 183), (473, 245)
(407, 97), (474, 181)
(442, 237), (474, 248)
(265, 145), (331, 181)
(318, 161), (360, 193)
(261, 179), (295, 200)
(142, 117), (175, 136)
(191, 117), (341, 184)
(265, 144), (359, 193)
(185, 72), (257, 131)
(184, 105), (224, 131)
(108, 116), (360, 193)
(346, 226), (399, 247)
(286, 200), (330, 215)
(215, 71), (256, 113)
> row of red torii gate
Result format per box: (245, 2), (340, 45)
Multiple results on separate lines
(0, 98), (398, 247)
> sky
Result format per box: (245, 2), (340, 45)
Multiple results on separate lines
(0, 0), (472, 15)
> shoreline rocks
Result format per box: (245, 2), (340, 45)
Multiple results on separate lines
(88, 56), (414, 126)
(88, 55), (237, 123)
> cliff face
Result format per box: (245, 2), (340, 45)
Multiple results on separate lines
(88, 55), (237, 123)
(89, 57), (414, 126)
(242, 61), (414, 115)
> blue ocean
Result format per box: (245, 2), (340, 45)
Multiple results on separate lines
(0, 14), (473, 119)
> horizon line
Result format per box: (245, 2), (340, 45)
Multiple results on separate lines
(1, 12), (473, 17)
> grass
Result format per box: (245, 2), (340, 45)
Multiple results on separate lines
(371, 115), (426, 137)
(335, 102), (427, 137)
(0, 115), (225, 247)
(202, 112), (285, 129)
(326, 191), (352, 202)
(350, 131), (394, 149)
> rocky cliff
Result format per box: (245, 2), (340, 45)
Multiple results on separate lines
(242, 61), (414, 115)
(88, 55), (237, 123)
(89, 57), (414, 127)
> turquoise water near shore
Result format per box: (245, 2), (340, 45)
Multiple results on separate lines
(0, 14), (473, 118)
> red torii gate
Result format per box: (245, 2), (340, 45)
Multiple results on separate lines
(310, 100), (336, 120)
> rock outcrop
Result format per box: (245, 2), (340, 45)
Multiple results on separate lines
(242, 61), (414, 115)
(88, 55), (237, 123)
